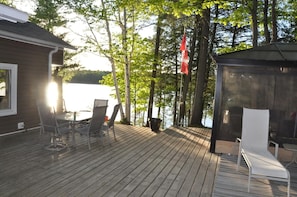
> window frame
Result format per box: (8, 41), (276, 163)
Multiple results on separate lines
(0, 63), (17, 116)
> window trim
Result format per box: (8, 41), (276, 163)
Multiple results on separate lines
(0, 63), (17, 116)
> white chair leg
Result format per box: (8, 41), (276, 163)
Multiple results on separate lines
(248, 174), (251, 192)
(237, 152), (241, 171)
(236, 141), (242, 171)
(288, 176), (290, 197)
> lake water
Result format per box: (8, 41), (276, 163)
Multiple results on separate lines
(62, 83), (212, 128)
(63, 83), (119, 120)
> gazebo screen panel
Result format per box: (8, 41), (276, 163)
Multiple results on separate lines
(217, 65), (297, 142)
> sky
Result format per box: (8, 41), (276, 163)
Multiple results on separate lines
(13, 0), (112, 71)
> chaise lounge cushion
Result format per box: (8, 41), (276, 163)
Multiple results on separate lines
(242, 148), (288, 179)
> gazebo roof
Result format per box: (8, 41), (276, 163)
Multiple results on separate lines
(214, 43), (297, 66)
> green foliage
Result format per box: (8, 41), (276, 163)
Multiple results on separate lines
(69, 70), (110, 84)
(0, 0), (11, 5)
(30, 0), (67, 32)
(18, 0), (297, 127)
(216, 42), (252, 55)
(101, 34), (154, 118)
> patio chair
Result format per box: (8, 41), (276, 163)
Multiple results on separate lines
(36, 100), (72, 151)
(94, 99), (108, 107)
(236, 108), (290, 197)
(74, 105), (109, 150)
(105, 104), (120, 141)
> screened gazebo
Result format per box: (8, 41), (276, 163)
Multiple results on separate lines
(210, 43), (297, 153)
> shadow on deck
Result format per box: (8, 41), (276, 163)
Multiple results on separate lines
(0, 125), (218, 197)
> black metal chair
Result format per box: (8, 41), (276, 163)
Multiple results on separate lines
(36, 100), (72, 151)
(94, 99), (108, 107)
(74, 106), (108, 149)
(106, 104), (120, 141)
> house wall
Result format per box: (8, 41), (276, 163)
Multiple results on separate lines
(0, 38), (63, 134)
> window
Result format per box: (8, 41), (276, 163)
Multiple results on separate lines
(0, 63), (17, 116)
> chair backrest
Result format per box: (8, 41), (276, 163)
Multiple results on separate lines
(36, 100), (57, 132)
(241, 108), (270, 151)
(94, 99), (108, 108)
(89, 106), (107, 134)
(108, 104), (120, 128)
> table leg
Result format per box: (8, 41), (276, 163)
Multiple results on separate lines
(44, 134), (67, 151)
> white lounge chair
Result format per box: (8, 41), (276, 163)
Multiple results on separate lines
(237, 108), (290, 197)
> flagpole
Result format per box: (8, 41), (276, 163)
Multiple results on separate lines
(180, 28), (185, 126)
(178, 72), (183, 126)
(178, 28), (189, 126)
(178, 28), (186, 126)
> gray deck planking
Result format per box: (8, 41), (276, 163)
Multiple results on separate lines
(0, 125), (217, 197)
(3, 124), (296, 197)
(213, 154), (297, 197)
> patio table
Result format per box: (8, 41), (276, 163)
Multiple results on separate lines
(283, 143), (297, 167)
(56, 111), (93, 146)
(56, 111), (92, 122)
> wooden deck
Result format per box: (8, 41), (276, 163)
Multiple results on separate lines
(0, 125), (218, 197)
(1, 124), (297, 197)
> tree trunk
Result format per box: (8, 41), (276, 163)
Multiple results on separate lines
(146, 16), (162, 126)
(173, 36), (178, 125)
(251, 0), (258, 47)
(179, 15), (199, 125)
(271, 0), (277, 42)
(101, 0), (125, 120)
(263, 0), (271, 43)
(190, 8), (210, 127)
(231, 3), (238, 48)
(231, 26), (237, 48)
(123, 8), (131, 123)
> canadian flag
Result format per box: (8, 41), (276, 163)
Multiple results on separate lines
(180, 34), (188, 75)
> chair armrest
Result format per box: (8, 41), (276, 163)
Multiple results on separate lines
(236, 138), (242, 153)
(269, 140), (279, 158)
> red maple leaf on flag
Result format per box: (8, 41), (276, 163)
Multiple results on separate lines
(180, 34), (186, 51)
(180, 34), (188, 75)
(181, 50), (189, 75)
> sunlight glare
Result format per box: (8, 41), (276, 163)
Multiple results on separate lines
(46, 82), (58, 110)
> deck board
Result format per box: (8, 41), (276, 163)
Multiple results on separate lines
(0, 125), (217, 197)
(113, 128), (186, 197)
(145, 129), (197, 197)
